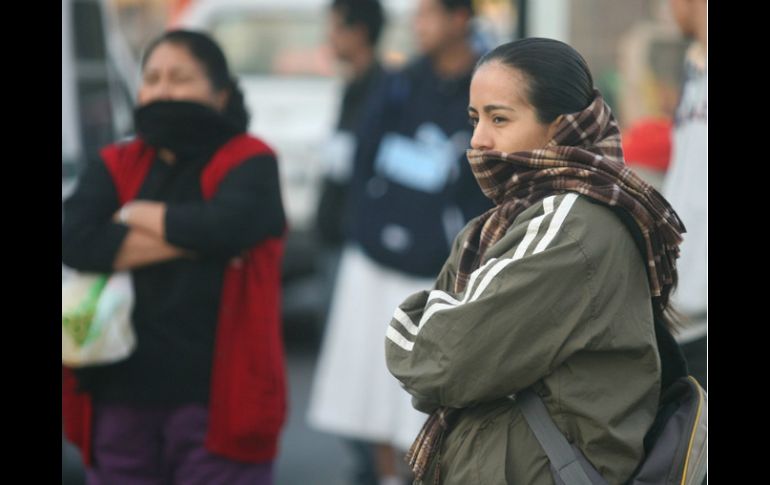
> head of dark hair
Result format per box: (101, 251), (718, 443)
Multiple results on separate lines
(331, 0), (385, 47)
(438, 0), (475, 16)
(141, 29), (250, 132)
(475, 37), (595, 124)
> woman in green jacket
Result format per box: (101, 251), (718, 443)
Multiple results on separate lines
(385, 38), (686, 484)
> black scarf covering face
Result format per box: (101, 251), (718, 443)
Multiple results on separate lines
(133, 100), (242, 160)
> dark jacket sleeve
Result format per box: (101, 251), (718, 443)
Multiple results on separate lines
(62, 159), (130, 272)
(164, 154), (285, 258)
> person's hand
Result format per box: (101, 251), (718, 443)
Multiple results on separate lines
(112, 201), (167, 242)
(113, 202), (135, 225)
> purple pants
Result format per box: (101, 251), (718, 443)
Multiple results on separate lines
(85, 402), (274, 485)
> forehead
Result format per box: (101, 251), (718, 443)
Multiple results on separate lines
(417, 0), (444, 13)
(329, 8), (344, 23)
(143, 42), (204, 73)
(470, 62), (531, 106)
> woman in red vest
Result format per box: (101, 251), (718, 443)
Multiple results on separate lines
(62, 30), (288, 485)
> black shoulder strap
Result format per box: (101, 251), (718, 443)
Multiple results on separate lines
(517, 389), (609, 485)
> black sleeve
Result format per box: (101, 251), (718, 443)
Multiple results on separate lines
(350, 71), (393, 185)
(164, 154), (286, 258)
(342, 74), (393, 239)
(315, 178), (349, 246)
(62, 159), (130, 272)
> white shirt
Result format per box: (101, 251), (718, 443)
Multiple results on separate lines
(662, 43), (707, 340)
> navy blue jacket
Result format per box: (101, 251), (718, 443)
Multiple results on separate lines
(346, 56), (492, 277)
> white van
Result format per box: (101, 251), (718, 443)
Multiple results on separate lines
(175, 0), (416, 232)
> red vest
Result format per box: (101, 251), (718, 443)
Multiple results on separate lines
(62, 134), (288, 464)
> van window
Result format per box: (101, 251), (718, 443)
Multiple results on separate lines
(77, 79), (115, 162)
(73, 0), (107, 61)
(207, 10), (415, 77)
(70, 0), (117, 163)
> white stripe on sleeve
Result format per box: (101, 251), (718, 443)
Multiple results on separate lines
(393, 307), (419, 336)
(386, 325), (415, 351)
(513, 195), (556, 260)
(533, 193), (579, 254)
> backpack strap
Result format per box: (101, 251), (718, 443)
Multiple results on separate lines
(517, 389), (609, 485)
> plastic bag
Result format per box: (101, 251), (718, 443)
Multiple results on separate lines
(62, 268), (135, 367)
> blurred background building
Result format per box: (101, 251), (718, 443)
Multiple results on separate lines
(62, 1), (697, 483)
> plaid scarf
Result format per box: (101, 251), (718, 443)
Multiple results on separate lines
(406, 89), (686, 483)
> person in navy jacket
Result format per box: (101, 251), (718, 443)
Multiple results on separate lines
(307, 1), (492, 483)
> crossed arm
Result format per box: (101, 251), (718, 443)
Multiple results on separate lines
(62, 154), (284, 273)
(110, 202), (191, 271)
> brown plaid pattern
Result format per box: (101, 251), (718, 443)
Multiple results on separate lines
(406, 90), (686, 482)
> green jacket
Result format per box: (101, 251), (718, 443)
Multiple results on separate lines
(385, 193), (661, 484)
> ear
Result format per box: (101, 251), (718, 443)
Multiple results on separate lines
(352, 24), (370, 44)
(546, 114), (564, 139)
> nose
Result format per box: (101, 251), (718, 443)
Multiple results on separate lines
(470, 120), (492, 151)
(153, 80), (173, 100)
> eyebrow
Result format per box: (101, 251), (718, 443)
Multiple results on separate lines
(467, 105), (516, 113)
(145, 65), (194, 74)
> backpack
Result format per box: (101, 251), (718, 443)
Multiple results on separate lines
(518, 312), (707, 485)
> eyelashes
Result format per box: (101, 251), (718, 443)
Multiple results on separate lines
(467, 116), (509, 128)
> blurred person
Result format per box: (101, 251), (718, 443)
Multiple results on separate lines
(307, 0), (492, 483)
(62, 30), (287, 485)
(317, 0), (386, 246)
(385, 37), (687, 484)
(663, 0), (707, 388)
(316, 2), (388, 482)
(316, 0), (386, 299)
